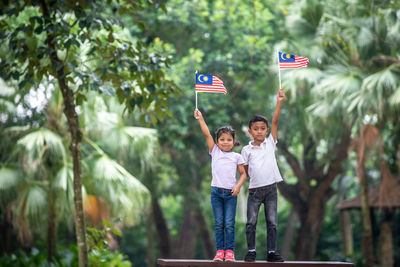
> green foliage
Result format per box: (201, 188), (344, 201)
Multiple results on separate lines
(0, 0), (180, 123)
(87, 219), (131, 267)
(0, 243), (132, 267)
(89, 249), (131, 267)
(87, 219), (122, 251)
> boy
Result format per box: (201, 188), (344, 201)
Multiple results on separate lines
(241, 88), (285, 262)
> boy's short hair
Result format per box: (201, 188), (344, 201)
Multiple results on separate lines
(248, 115), (269, 129)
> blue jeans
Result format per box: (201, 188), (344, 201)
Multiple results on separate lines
(246, 183), (278, 251)
(211, 186), (237, 251)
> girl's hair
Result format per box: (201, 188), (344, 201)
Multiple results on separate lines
(215, 125), (240, 146)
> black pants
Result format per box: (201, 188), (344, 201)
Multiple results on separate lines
(246, 183), (278, 251)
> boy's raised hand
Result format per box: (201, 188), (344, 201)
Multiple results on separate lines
(277, 88), (286, 102)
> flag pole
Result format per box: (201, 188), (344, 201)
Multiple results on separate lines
(195, 70), (198, 110)
(277, 50), (282, 89)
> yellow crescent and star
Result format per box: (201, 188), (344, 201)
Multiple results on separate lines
(280, 52), (292, 61)
(198, 74), (209, 83)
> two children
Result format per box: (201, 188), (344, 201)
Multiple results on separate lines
(195, 88), (286, 262)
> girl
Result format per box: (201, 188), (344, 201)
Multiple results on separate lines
(194, 109), (247, 262)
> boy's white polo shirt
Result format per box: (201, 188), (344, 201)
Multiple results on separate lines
(241, 134), (283, 189)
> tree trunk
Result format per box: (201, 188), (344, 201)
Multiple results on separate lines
(379, 211), (393, 267)
(152, 198), (171, 258)
(47, 194), (57, 261)
(339, 210), (353, 256)
(194, 204), (214, 260)
(146, 209), (155, 267)
(0, 204), (12, 254)
(38, 1), (88, 265)
(294, 198), (326, 260)
(61, 83), (88, 267)
(281, 208), (298, 260)
(173, 196), (197, 259)
(357, 141), (374, 267)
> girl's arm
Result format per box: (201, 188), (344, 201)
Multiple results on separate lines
(232, 164), (247, 196)
(194, 109), (215, 153)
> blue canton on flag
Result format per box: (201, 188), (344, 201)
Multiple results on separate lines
(196, 74), (213, 85)
(279, 52), (295, 62)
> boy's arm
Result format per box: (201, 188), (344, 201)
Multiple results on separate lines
(194, 109), (215, 153)
(231, 164), (247, 196)
(271, 88), (285, 142)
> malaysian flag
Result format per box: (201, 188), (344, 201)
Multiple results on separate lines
(279, 52), (309, 69)
(195, 74), (227, 94)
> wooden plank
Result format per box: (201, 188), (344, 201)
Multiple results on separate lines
(157, 259), (355, 267)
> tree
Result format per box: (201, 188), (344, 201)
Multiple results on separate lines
(0, 1), (178, 265)
(300, 0), (399, 264)
(0, 89), (159, 262)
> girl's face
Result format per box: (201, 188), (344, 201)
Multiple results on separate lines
(216, 132), (234, 152)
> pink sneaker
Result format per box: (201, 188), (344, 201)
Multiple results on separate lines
(213, 250), (224, 261)
(225, 250), (235, 261)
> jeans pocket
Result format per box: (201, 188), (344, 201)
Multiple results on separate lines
(249, 189), (256, 197)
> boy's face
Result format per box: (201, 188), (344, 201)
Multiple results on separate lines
(248, 121), (268, 142)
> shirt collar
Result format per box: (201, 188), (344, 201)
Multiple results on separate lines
(249, 138), (267, 148)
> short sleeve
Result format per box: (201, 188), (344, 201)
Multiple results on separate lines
(209, 144), (218, 156)
(267, 134), (277, 149)
(237, 154), (245, 165)
(241, 146), (249, 165)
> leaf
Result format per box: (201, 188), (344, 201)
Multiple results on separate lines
(112, 228), (121, 236)
(76, 92), (88, 105)
(103, 219), (111, 228)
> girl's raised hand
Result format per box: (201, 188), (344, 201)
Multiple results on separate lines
(194, 109), (202, 120)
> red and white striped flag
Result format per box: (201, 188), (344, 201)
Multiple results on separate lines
(279, 52), (309, 69)
(195, 74), (227, 94)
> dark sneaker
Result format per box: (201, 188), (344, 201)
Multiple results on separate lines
(244, 251), (256, 262)
(267, 252), (284, 262)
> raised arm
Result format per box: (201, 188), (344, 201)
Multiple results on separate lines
(270, 88), (285, 142)
(194, 109), (215, 152)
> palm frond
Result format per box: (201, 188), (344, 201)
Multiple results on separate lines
(0, 167), (20, 204)
(89, 154), (150, 224)
(16, 128), (66, 166)
(361, 66), (400, 115)
(15, 185), (48, 225)
(0, 167), (20, 190)
(101, 126), (158, 169)
(282, 67), (323, 101)
(53, 164), (75, 220)
(91, 155), (147, 192)
(389, 86), (400, 107)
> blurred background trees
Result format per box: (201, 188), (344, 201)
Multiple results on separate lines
(1, 0), (399, 266)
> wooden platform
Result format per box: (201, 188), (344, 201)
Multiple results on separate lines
(157, 259), (355, 267)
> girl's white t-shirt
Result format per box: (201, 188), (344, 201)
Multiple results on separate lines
(209, 145), (245, 189)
